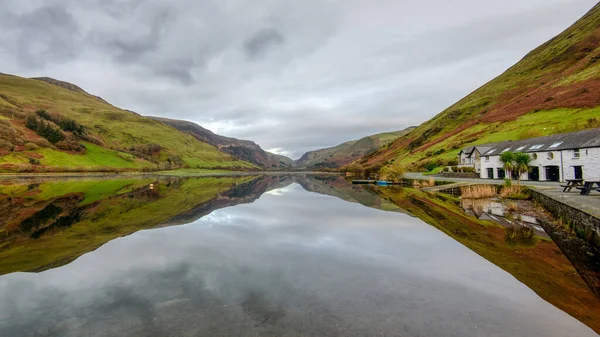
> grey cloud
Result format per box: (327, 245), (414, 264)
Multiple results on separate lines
(243, 28), (285, 59)
(0, 0), (597, 158)
(0, 5), (80, 68)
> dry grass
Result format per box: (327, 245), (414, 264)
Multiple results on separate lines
(500, 186), (530, 200)
(460, 185), (497, 199)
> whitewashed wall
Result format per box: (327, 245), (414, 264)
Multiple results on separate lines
(530, 151), (562, 181)
(477, 147), (600, 182)
(479, 155), (500, 179)
(562, 147), (600, 181)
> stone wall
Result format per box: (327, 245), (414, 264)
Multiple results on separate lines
(537, 218), (600, 298)
(530, 189), (600, 248)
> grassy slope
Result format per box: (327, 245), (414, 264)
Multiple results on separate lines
(358, 3), (600, 170)
(0, 176), (257, 274)
(0, 74), (256, 172)
(296, 127), (415, 169)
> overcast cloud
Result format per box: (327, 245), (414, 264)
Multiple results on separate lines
(0, 0), (596, 158)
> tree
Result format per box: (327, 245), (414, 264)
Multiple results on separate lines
(499, 151), (515, 178)
(513, 152), (533, 188)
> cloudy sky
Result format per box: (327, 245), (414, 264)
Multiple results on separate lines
(0, 0), (596, 158)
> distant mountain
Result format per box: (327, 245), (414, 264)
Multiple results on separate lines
(151, 117), (294, 169)
(295, 128), (416, 169)
(356, 3), (600, 171)
(0, 73), (256, 172)
(267, 152), (295, 167)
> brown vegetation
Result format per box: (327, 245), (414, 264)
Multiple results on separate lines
(460, 185), (497, 199)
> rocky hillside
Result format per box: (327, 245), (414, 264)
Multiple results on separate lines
(151, 117), (294, 169)
(356, 3), (600, 171)
(295, 128), (415, 169)
(0, 73), (256, 172)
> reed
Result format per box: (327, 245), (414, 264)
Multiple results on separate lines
(500, 185), (530, 200)
(460, 185), (497, 199)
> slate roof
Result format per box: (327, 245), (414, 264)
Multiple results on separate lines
(459, 146), (474, 155)
(472, 128), (600, 156)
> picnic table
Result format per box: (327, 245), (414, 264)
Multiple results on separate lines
(576, 181), (600, 196)
(561, 179), (584, 192)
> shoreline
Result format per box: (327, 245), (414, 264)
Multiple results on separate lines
(0, 170), (340, 181)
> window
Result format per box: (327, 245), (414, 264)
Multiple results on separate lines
(574, 149), (581, 158)
(549, 142), (563, 149)
(529, 144), (544, 150)
(501, 148), (511, 153)
(547, 152), (554, 160)
(487, 149), (496, 155)
(516, 146), (526, 151)
(485, 156), (490, 162)
(532, 153), (538, 160)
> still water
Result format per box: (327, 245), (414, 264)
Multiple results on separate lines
(0, 175), (597, 336)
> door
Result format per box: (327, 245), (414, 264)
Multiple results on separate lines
(487, 168), (494, 179)
(529, 167), (540, 181)
(510, 170), (519, 180)
(545, 166), (560, 182)
(574, 166), (583, 180)
(497, 168), (505, 179)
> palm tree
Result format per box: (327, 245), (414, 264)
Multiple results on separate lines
(513, 152), (533, 188)
(499, 151), (514, 179)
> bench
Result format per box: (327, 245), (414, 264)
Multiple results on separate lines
(561, 179), (584, 192)
(576, 181), (600, 195)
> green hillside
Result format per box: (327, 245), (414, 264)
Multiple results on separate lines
(357, 3), (600, 171)
(150, 116), (293, 169)
(0, 74), (256, 172)
(295, 127), (415, 169)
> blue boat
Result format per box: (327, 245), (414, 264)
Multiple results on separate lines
(376, 181), (393, 186)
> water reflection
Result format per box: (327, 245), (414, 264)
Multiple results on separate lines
(461, 198), (548, 238)
(0, 175), (598, 336)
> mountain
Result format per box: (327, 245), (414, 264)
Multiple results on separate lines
(295, 128), (416, 169)
(267, 152), (295, 167)
(0, 73), (256, 172)
(150, 117), (294, 169)
(355, 3), (600, 171)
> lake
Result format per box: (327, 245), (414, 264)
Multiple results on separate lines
(0, 174), (598, 336)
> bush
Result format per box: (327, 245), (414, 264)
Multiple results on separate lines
(31, 138), (52, 148)
(451, 166), (458, 172)
(26, 115), (39, 130)
(423, 162), (438, 172)
(378, 163), (404, 182)
(36, 109), (85, 136)
(24, 142), (40, 150)
(29, 158), (41, 165)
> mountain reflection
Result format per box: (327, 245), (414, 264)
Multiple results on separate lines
(0, 174), (395, 275)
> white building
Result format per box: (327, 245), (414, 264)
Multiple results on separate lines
(458, 128), (600, 182)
